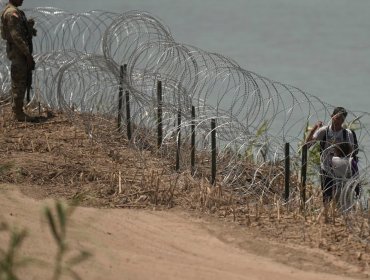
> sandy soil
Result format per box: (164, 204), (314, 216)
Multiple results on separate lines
(0, 184), (365, 280)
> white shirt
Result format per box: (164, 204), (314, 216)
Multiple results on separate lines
(312, 125), (354, 172)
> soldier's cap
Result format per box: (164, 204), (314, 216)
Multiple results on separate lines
(331, 106), (347, 118)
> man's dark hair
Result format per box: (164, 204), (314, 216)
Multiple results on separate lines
(332, 106), (347, 118)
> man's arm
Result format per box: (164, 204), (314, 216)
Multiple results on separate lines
(305, 121), (323, 147)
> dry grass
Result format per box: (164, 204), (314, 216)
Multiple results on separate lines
(1, 103), (370, 273)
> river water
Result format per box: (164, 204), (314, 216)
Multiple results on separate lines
(2, 0), (367, 203)
(23, 0), (370, 114)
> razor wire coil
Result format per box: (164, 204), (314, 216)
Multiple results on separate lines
(1, 6), (370, 241)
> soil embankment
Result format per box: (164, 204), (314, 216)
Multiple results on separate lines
(0, 185), (363, 280)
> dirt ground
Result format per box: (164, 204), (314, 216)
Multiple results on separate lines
(0, 184), (366, 280)
(0, 104), (370, 279)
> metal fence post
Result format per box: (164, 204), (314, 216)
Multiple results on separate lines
(176, 110), (181, 171)
(211, 119), (216, 186)
(301, 144), (308, 209)
(157, 81), (163, 148)
(284, 142), (290, 201)
(125, 90), (132, 140)
(117, 65), (124, 130)
(191, 106), (196, 176)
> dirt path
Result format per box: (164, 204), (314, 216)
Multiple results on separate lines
(0, 184), (365, 280)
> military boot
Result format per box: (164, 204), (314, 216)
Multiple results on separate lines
(13, 111), (38, 122)
(12, 101), (38, 122)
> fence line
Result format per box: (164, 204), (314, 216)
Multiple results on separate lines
(0, 7), (369, 242)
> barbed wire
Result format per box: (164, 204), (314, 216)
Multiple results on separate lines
(1, 7), (370, 241)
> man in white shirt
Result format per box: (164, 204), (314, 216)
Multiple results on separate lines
(305, 107), (355, 204)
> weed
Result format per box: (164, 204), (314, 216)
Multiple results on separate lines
(0, 201), (90, 280)
(44, 201), (91, 280)
(0, 223), (31, 280)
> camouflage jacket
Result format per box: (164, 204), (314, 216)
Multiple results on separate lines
(1, 3), (32, 58)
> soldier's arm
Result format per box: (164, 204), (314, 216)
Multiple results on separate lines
(7, 11), (31, 56)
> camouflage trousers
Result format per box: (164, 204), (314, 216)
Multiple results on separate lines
(10, 54), (28, 114)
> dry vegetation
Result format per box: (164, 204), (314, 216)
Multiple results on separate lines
(0, 103), (370, 275)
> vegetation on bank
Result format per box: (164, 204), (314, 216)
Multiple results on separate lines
(0, 201), (90, 280)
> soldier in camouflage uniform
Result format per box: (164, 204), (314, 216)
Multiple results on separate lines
(1, 0), (37, 121)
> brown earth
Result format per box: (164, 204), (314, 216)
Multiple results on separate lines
(0, 104), (370, 279)
(0, 185), (366, 280)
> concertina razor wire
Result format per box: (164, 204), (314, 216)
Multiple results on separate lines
(1, 7), (370, 240)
